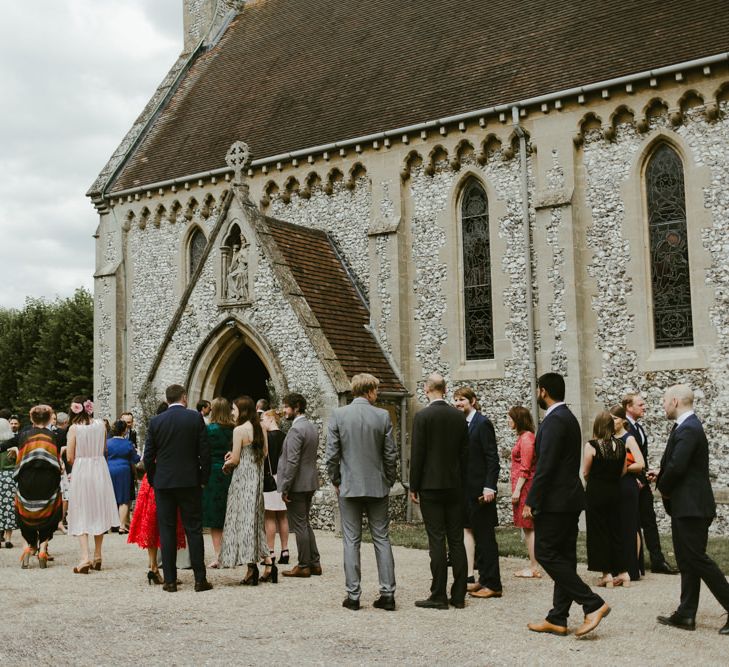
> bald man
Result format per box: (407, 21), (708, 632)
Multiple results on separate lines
(654, 385), (729, 634)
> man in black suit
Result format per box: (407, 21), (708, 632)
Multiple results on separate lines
(453, 386), (502, 599)
(524, 373), (609, 637)
(143, 384), (212, 592)
(622, 392), (677, 574)
(409, 373), (469, 609)
(654, 384), (729, 634)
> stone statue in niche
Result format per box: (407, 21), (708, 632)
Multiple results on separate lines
(226, 236), (249, 301)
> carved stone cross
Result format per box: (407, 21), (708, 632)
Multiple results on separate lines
(225, 141), (251, 184)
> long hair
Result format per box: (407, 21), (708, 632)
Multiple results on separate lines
(508, 406), (535, 434)
(609, 404), (629, 432)
(210, 397), (235, 427)
(592, 411), (615, 442)
(233, 396), (265, 463)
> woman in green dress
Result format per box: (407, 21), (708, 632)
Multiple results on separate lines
(202, 397), (234, 568)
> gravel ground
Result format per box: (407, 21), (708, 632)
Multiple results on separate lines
(1, 530), (728, 666)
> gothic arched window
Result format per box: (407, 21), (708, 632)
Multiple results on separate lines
(188, 227), (206, 280)
(461, 179), (494, 359)
(646, 144), (693, 348)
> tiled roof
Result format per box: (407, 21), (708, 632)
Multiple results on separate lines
(263, 217), (405, 394)
(108, 0), (729, 192)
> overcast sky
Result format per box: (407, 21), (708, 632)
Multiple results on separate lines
(0, 1), (182, 308)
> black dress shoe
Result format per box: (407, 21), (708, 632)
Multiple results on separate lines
(162, 583), (178, 593)
(719, 619), (729, 635)
(342, 597), (361, 610)
(657, 613), (696, 630)
(373, 595), (396, 611)
(415, 598), (449, 610)
(194, 580), (213, 592)
(652, 562), (679, 575)
(449, 598), (465, 609)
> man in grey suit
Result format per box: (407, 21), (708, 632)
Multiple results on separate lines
(325, 373), (398, 611)
(278, 392), (321, 578)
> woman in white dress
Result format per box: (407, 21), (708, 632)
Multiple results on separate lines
(219, 396), (274, 585)
(66, 396), (120, 573)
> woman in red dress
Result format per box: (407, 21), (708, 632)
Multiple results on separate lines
(127, 404), (185, 585)
(508, 406), (540, 578)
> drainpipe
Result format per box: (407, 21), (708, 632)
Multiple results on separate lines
(400, 395), (412, 522)
(512, 106), (539, 419)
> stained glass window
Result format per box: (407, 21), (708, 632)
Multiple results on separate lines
(189, 228), (206, 280)
(461, 179), (494, 359)
(646, 144), (693, 348)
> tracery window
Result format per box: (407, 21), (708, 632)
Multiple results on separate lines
(646, 144), (693, 348)
(461, 179), (494, 359)
(188, 227), (206, 280)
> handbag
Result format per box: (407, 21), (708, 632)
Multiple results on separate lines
(263, 452), (277, 492)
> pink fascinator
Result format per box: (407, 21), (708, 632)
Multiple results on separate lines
(70, 402), (84, 414)
(83, 400), (94, 415)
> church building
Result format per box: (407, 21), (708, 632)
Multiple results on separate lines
(88, 0), (729, 528)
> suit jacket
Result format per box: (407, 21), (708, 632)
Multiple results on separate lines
(143, 405), (210, 489)
(325, 397), (397, 498)
(525, 403), (585, 514)
(657, 413), (716, 519)
(409, 400), (468, 492)
(626, 419), (649, 484)
(462, 411), (500, 501)
(277, 416), (320, 495)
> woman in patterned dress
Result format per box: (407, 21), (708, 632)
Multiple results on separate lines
(508, 406), (540, 579)
(219, 396), (275, 585)
(0, 418), (17, 548)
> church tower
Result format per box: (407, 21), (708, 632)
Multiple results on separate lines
(183, 0), (244, 53)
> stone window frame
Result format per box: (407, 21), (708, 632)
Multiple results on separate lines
(623, 129), (714, 371)
(181, 223), (208, 288)
(443, 170), (509, 380)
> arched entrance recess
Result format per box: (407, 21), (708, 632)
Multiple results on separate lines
(185, 318), (286, 407)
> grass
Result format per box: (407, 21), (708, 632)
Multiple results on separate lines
(365, 523), (729, 574)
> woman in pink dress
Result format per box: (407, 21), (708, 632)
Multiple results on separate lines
(508, 406), (540, 578)
(66, 397), (120, 573)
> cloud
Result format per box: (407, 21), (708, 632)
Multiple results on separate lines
(0, 0), (182, 307)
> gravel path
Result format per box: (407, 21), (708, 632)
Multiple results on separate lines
(1, 530), (727, 666)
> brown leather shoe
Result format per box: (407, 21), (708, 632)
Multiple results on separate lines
(467, 582), (481, 592)
(527, 620), (569, 636)
(310, 565), (322, 576)
(282, 565), (311, 578)
(575, 603), (611, 637)
(468, 587), (503, 599)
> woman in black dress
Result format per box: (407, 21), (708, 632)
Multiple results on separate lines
(583, 411), (629, 588)
(261, 409), (289, 566)
(610, 404), (645, 584)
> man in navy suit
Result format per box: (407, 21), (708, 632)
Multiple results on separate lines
(524, 373), (609, 637)
(654, 384), (729, 634)
(453, 386), (502, 599)
(409, 373), (469, 609)
(622, 392), (677, 574)
(143, 384), (212, 592)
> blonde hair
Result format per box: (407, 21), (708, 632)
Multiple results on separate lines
(210, 397), (235, 427)
(351, 373), (380, 397)
(262, 409), (280, 428)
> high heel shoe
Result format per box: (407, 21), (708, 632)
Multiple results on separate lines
(147, 570), (163, 585)
(260, 558), (278, 584)
(596, 575), (614, 588)
(73, 562), (92, 574)
(241, 563), (259, 586)
(19, 547), (34, 569)
(279, 549), (290, 565)
(613, 574), (631, 588)
(92, 558), (102, 571)
(38, 551), (48, 569)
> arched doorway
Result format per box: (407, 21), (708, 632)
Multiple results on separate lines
(216, 344), (270, 403)
(186, 318), (286, 408)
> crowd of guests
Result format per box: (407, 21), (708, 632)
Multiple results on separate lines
(1, 370), (729, 639)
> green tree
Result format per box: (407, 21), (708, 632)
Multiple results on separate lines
(0, 289), (93, 418)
